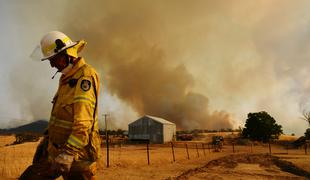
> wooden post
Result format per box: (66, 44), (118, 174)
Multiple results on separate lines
(268, 141), (272, 155)
(106, 133), (110, 167)
(104, 114), (109, 168)
(232, 142), (235, 153)
(147, 141), (150, 165)
(196, 143), (199, 157)
(171, 142), (175, 162)
(208, 143), (211, 153)
(185, 143), (190, 160)
(305, 143), (307, 155)
(250, 143), (253, 153)
(202, 143), (206, 156)
(117, 141), (122, 161)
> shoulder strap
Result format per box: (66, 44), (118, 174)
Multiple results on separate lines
(91, 75), (98, 132)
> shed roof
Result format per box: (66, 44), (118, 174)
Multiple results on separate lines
(144, 115), (175, 125)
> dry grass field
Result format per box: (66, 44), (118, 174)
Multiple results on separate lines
(0, 136), (36, 179)
(0, 135), (309, 180)
(0, 135), (15, 147)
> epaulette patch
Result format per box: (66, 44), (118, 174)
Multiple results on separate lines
(81, 79), (91, 91)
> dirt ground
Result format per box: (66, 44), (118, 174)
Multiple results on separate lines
(0, 135), (309, 180)
(98, 144), (310, 180)
(174, 153), (310, 180)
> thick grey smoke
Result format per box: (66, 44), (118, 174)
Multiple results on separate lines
(2, 0), (310, 134)
(0, 0), (64, 127)
(60, 0), (234, 130)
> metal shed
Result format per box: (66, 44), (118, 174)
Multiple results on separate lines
(128, 115), (176, 144)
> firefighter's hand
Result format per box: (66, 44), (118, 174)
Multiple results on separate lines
(51, 152), (74, 174)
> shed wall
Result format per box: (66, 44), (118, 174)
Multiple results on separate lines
(163, 124), (176, 142)
(128, 117), (164, 143)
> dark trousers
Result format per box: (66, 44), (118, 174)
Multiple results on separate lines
(20, 137), (97, 180)
(19, 162), (97, 180)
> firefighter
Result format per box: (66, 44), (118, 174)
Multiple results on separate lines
(20, 31), (101, 180)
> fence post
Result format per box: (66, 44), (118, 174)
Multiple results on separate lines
(250, 143), (253, 153)
(171, 142), (175, 162)
(147, 141), (150, 165)
(118, 142), (122, 161)
(208, 143), (211, 153)
(305, 143), (307, 155)
(232, 142), (235, 153)
(268, 141), (272, 155)
(185, 143), (190, 160)
(196, 143), (199, 157)
(106, 133), (110, 167)
(202, 143), (206, 156)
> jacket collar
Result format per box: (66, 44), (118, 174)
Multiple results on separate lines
(60, 57), (86, 83)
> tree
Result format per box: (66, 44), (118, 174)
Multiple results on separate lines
(300, 110), (310, 140)
(242, 111), (283, 142)
(301, 110), (310, 126)
(305, 128), (310, 140)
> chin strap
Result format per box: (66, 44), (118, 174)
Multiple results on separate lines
(52, 71), (60, 79)
(51, 56), (76, 79)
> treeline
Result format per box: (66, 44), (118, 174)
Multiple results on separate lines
(99, 129), (127, 136)
(98, 128), (241, 136)
(176, 128), (241, 135)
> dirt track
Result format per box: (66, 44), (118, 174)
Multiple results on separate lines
(171, 153), (310, 180)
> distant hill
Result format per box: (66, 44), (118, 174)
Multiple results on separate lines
(0, 120), (48, 134)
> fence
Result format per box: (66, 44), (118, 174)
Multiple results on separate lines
(0, 139), (309, 179)
(100, 140), (310, 167)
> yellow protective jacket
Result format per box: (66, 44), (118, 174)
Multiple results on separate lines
(47, 58), (101, 164)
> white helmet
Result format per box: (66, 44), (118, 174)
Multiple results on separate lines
(40, 31), (78, 60)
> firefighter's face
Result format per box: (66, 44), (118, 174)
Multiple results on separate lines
(48, 52), (68, 72)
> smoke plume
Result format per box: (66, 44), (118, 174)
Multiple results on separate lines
(61, 0), (234, 129)
(5, 0), (310, 134)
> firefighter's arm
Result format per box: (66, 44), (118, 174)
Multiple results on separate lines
(65, 76), (96, 155)
(53, 76), (96, 173)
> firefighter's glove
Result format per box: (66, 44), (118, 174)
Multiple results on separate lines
(52, 152), (74, 174)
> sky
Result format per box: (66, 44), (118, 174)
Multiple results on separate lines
(0, 0), (310, 135)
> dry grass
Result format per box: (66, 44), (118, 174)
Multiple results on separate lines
(0, 135), (15, 147)
(0, 140), (37, 178)
(0, 135), (309, 179)
(99, 144), (227, 180)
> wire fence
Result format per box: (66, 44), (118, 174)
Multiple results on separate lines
(0, 139), (309, 179)
(100, 140), (310, 167)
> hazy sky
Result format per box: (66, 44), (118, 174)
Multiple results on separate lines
(1, 0), (310, 135)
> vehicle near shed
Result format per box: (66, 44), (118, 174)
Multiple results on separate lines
(212, 135), (224, 152)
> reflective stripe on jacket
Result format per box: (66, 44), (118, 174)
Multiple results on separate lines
(47, 57), (101, 162)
